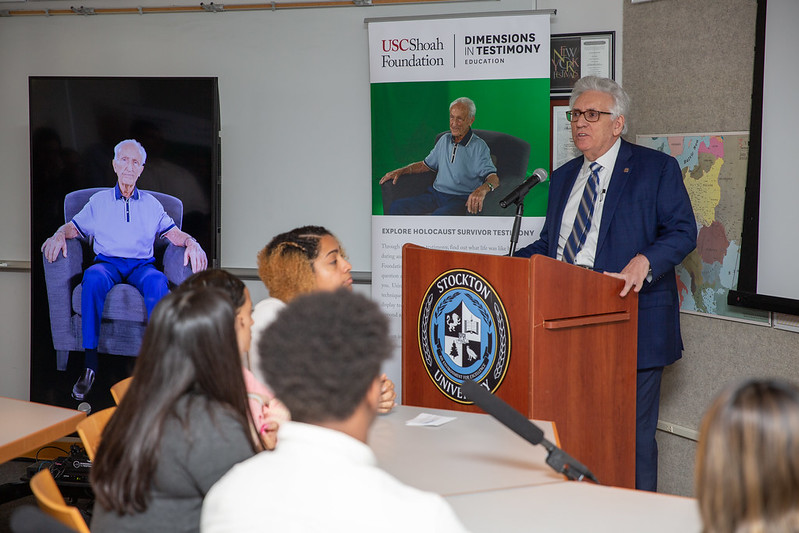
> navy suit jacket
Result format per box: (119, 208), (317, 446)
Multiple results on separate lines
(516, 139), (697, 369)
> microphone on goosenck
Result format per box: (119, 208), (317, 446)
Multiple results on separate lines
(461, 379), (545, 445)
(461, 379), (599, 484)
(499, 168), (549, 208)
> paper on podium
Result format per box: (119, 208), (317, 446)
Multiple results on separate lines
(405, 413), (457, 427)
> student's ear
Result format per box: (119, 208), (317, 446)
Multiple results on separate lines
(365, 375), (382, 413)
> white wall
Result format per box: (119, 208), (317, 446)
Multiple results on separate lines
(0, 274), (31, 399)
(0, 0), (622, 399)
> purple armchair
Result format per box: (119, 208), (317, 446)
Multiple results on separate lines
(42, 187), (193, 370)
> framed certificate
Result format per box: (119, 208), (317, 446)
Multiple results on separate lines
(550, 98), (581, 170)
(551, 32), (615, 95)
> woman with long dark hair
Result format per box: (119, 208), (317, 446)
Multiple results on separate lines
(180, 268), (288, 447)
(90, 288), (260, 532)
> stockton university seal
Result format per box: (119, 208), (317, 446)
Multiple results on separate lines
(417, 268), (510, 403)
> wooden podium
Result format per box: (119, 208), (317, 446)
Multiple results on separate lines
(402, 244), (637, 488)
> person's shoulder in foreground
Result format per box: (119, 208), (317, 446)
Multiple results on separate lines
(92, 396), (254, 533)
(201, 420), (468, 533)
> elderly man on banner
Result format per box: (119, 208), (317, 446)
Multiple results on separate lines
(380, 97), (499, 215)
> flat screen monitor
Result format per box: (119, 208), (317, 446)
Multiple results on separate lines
(29, 76), (220, 409)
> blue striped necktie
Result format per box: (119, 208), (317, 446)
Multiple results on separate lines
(563, 162), (602, 264)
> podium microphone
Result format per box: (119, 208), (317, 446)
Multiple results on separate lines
(499, 168), (548, 208)
(461, 379), (599, 484)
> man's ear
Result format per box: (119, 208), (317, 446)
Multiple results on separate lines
(365, 375), (382, 413)
(613, 114), (625, 136)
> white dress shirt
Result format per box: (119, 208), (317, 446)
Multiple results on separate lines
(201, 421), (469, 533)
(556, 138), (622, 268)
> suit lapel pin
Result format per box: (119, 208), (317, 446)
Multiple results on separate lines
(624, 168), (630, 173)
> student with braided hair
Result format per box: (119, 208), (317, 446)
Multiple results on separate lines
(250, 226), (396, 413)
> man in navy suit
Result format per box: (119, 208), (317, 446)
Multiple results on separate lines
(515, 76), (696, 491)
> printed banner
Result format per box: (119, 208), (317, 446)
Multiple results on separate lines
(368, 13), (551, 400)
(370, 15), (549, 83)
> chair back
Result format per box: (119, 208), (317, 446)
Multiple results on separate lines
(110, 377), (133, 405)
(472, 129), (531, 180)
(76, 406), (116, 461)
(29, 469), (91, 533)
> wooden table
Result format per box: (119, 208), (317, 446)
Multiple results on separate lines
(0, 397), (86, 465)
(369, 405), (702, 533)
(0, 396), (87, 502)
(446, 482), (702, 532)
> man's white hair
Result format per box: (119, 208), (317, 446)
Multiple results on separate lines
(569, 76), (630, 135)
(450, 97), (476, 120)
(113, 139), (147, 165)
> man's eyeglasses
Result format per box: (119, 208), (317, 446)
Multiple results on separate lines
(566, 109), (613, 122)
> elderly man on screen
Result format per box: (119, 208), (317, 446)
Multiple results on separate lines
(380, 96), (499, 215)
(42, 138), (207, 401)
